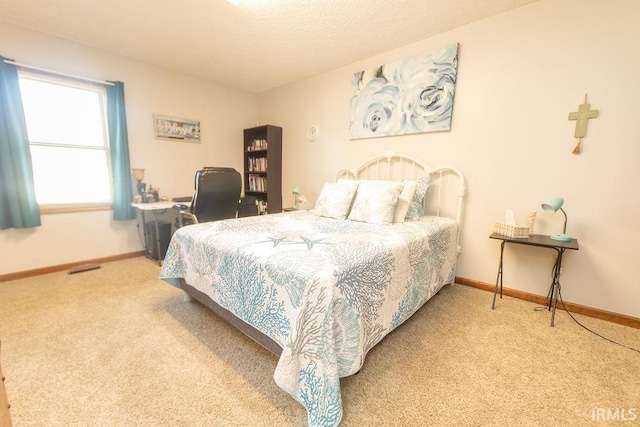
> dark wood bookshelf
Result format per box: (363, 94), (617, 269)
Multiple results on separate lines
(243, 125), (282, 214)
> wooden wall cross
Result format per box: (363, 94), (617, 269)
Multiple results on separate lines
(568, 94), (598, 154)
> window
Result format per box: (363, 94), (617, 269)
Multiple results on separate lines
(18, 71), (112, 208)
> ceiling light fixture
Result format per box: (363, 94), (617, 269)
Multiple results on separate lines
(226, 0), (241, 5)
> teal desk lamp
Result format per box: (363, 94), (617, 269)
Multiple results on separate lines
(541, 197), (572, 241)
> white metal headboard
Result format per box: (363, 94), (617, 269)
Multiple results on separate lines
(336, 151), (467, 229)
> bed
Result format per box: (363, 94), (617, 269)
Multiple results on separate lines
(159, 151), (466, 427)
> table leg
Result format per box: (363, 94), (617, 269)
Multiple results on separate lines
(492, 241), (506, 309)
(153, 215), (162, 266)
(140, 210), (151, 260)
(545, 282), (554, 311)
(549, 248), (564, 327)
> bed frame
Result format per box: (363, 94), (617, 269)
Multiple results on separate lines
(336, 151), (466, 248)
(180, 151), (466, 357)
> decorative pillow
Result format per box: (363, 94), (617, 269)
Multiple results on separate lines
(405, 176), (432, 221)
(392, 180), (417, 224)
(347, 180), (404, 225)
(313, 180), (359, 220)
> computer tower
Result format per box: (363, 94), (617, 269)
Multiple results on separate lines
(145, 221), (171, 261)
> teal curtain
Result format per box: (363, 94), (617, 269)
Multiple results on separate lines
(106, 81), (135, 221)
(0, 55), (41, 230)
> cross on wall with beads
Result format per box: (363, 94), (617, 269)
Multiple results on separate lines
(568, 94), (598, 154)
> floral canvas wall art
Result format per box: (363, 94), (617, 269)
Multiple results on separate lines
(350, 44), (459, 139)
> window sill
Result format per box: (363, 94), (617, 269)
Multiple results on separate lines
(40, 203), (113, 215)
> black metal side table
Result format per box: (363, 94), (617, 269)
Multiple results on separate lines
(490, 233), (579, 326)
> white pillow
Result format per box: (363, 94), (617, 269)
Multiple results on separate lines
(405, 176), (432, 221)
(347, 180), (404, 225)
(393, 180), (417, 223)
(313, 180), (359, 220)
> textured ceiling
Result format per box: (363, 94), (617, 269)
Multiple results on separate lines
(0, 0), (537, 93)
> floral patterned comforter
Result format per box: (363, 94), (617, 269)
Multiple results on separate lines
(159, 210), (458, 426)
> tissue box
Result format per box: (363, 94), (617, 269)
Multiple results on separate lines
(493, 222), (530, 239)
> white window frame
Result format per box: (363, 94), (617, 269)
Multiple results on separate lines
(18, 70), (113, 214)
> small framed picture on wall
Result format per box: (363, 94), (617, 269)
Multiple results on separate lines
(153, 115), (201, 142)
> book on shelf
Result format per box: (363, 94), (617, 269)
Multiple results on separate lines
(247, 157), (268, 172)
(247, 139), (268, 151)
(248, 174), (268, 192)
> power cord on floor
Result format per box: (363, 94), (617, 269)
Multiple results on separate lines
(557, 288), (640, 354)
(533, 255), (640, 354)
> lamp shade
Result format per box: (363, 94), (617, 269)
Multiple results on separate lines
(292, 186), (300, 195)
(541, 197), (564, 214)
(132, 168), (145, 181)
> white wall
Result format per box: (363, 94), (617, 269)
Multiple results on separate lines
(258, 0), (640, 318)
(0, 22), (257, 274)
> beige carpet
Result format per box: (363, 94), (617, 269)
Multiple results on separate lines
(0, 257), (638, 426)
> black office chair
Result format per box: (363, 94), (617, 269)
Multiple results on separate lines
(174, 167), (242, 227)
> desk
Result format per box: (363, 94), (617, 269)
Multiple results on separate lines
(490, 233), (579, 327)
(132, 201), (188, 265)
